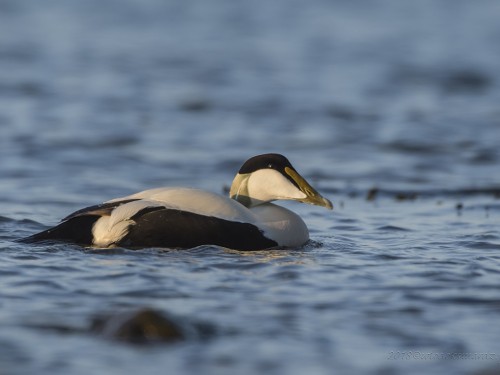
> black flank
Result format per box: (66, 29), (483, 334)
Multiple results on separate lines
(20, 198), (143, 245)
(121, 208), (278, 251)
(19, 215), (99, 245)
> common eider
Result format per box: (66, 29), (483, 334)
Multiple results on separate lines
(22, 153), (332, 250)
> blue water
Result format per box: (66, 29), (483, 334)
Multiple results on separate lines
(1, 1), (500, 374)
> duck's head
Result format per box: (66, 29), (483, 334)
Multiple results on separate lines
(229, 153), (333, 209)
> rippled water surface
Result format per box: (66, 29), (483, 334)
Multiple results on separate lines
(1, 1), (500, 374)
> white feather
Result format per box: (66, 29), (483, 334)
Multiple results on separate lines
(246, 169), (307, 205)
(251, 203), (309, 247)
(92, 200), (162, 247)
(108, 188), (257, 223)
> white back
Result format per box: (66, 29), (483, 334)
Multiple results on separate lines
(107, 187), (258, 223)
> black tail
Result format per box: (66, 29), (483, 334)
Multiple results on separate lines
(19, 216), (100, 245)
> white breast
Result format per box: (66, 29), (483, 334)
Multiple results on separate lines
(250, 203), (309, 247)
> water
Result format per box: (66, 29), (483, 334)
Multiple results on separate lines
(1, 0), (500, 374)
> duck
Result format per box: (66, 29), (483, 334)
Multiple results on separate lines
(22, 153), (332, 250)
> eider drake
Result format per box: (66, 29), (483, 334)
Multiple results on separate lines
(22, 153), (332, 250)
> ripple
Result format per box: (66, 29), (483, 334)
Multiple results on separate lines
(458, 241), (500, 250)
(377, 225), (411, 232)
(331, 225), (363, 231)
(0, 215), (15, 223)
(212, 262), (267, 270)
(2, 1), (500, 374)
(374, 254), (406, 261)
(13, 279), (65, 288)
(271, 270), (301, 281)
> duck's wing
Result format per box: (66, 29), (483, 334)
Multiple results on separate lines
(19, 215), (101, 245)
(62, 199), (140, 221)
(19, 198), (148, 245)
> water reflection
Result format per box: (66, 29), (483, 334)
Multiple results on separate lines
(1, 0), (500, 374)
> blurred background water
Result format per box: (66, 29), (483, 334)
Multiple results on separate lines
(1, 0), (500, 374)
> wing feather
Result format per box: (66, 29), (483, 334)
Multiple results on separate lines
(62, 199), (140, 221)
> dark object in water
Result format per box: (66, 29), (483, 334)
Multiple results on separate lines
(394, 192), (418, 201)
(91, 308), (185, 344)
(366, 187), (379, 201)
(27, 307), (215, 344)
(442, 70), (492, 93)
